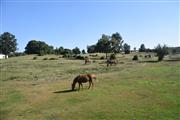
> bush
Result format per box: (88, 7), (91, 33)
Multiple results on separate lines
(33, 57), (37, 60)
(43, 58), (47, 60)
(132, 55), (138, 60)
(49, 58), (58, 60)
(75, 55), (84, 60)
(154, 44), (168, 61)
(100, 56), (105, 59)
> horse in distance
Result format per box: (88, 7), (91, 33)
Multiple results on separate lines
(84, 57), (91, 64)
(106, 59), (118, 67)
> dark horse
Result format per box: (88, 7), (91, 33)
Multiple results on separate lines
(106, 59), (118, 67)
(72, 74), (96, 91)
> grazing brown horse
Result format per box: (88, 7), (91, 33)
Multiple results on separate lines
(84, 57), (91, 64)
(106, 59), (118, 67)
(72, 74), (96, 91)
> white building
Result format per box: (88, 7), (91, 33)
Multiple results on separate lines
(0, 54), (8, 59)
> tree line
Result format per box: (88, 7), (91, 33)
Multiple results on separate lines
(0, 32), (175, 61)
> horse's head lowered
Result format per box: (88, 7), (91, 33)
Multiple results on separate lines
(71, 74), (96, 91)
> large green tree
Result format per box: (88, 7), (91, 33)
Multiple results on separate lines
(25, 40), (53, 55)
(87, 45), (96, 53)
(154, 44), (168, 61)
(111, 32), (123, 53)
(139, 44), (146, 52)
(0, 32), (17, 55)
(123, 43), (131, 54)
(82, 49), (86, 54)
(87, 32), (124, 55)
(54, 46), (64, 55)
(96, 34), (111, 58)
(72, 47), (81, 55)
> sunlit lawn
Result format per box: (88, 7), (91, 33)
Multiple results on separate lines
(0, 54), (180, 120)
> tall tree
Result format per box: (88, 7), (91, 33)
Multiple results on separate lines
(55, 46), (64, 55)
(62, 48), (72, 57)
(25, 40), (53, 55)
(87, 45), (96, 53)
(96, 34), (111, 58)
(139, 44), (146, 52)
(72, 47), (81, 55)
(82, 49), (86, 54)
(123, 43), (131, 54)
(154, 44), (168, 61)
(0, 32), (17, 56)
(25, 40), (39, 54)
(111, 32), (123, 53)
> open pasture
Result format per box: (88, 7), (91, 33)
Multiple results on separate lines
(0, 53), (180, 120)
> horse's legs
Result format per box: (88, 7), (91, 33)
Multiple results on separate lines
(88, 82), (91, 89)
(78, 83), (81, 91)
(88, 81), (93, 89)
(91, 81), (94, 89)
(80, 83), (83, 89)
(78, 82), (83, 91)
(88, 81), (94, 89)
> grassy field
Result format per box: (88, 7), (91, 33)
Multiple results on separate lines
(0, 53), (180, 120)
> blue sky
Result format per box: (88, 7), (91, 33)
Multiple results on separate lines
(0, 0), (179, 52)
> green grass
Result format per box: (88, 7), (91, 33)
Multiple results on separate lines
(0, 54), (180, 120)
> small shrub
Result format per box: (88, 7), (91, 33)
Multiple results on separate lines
(33, 57), (37, 60)
(100, 56), (105, 59)
(75, 55), (84, 60)
(132, 55), (138, 60)
(43, 58), (48, 60)
(49, 58), (58, 60)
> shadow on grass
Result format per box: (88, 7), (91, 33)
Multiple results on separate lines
(53, 89), (77, 94)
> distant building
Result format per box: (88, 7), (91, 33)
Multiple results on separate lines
(0, 54), (8, 59)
